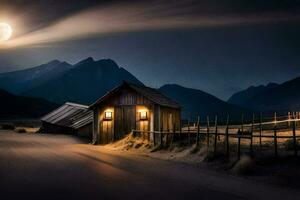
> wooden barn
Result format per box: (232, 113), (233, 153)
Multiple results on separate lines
(40, 102), (93, 138)
(90, 82), (181, 144)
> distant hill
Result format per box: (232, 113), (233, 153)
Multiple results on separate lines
(238, 77), (300, 112)
(228, 83), (279, 107)
(228, 76), (300, 112)
(22, 58), (143, 104)
(0, 89), (59, 119)
(159, 84), (248, 121)
(0, 57), (143, 104)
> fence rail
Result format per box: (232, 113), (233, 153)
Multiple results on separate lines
(132, 112), (300, 160)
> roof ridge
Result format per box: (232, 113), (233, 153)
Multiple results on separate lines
(90, 82), (181, 109)
(129, 84), (180, 108)
(65, 102), (89, 108)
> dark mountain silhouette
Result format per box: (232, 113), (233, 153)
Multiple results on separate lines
(22, 58), (143, 104)
(0, 57), (256, 120)
(159, 84), (248, 120)
(228, 83), (279, 107)
(0, 89), (59, 119)
(0, 60), (73, 94)
(235, 77), (300, 112)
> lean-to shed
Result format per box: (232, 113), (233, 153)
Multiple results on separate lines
(40, 102), (93, 138)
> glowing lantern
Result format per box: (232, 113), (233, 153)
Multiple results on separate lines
(140, 110), (148, 120)
(104, 111), (112, 120)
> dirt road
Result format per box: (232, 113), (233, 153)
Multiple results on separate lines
(0, 131), (299, 200)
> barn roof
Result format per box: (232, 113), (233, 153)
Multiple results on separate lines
(41, 102), (93, 129)
(90, 82), (181, 109)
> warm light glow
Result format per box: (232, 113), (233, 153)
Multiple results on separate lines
(104, 111), (112, 120)
(0, 22), (12, 42)
(140, 110), (148, 120)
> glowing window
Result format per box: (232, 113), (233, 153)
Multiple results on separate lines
(104, 111), (112, 120)
(140, 111), (148, 120)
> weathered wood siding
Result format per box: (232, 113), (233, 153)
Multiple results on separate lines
(102, 88), (153, 106)
(99, 107), (114, 144)
(160, 107), (181, 131)
(113, 105), (137, 140)
(123, 106), (136, 135)
(153, 105), (161, 131)
(114, 106), (123, 140)
(98, 105), (138, 143)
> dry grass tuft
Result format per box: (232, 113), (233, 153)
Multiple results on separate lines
(105, 133), (152, 151)
(14, 128), (27, 133)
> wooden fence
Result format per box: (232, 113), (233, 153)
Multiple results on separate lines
(132, 112), (300, 160)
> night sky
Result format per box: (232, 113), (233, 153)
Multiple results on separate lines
(0, 0), (300, 100)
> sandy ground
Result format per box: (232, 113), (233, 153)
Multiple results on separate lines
(1, 131), (300, 200)
(103, 133), (300, 188)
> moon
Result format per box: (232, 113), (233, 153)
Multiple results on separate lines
(0, 22), (13, 42)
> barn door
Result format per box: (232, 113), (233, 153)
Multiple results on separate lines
(123, 106), (136, 135)
(101, 120), (113, 144)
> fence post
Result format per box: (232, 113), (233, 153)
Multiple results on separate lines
(179, 121), (182, 143)
(296, 112), (298, 127)
(237, 114), (243, 160)
(206, 116), (210, 150)
(166, 132), (169, 146)
(250, 114), (254, 155)
(225, 115), (230, 158)
(274, 112), (278, 157)
(288, 112), (291, 127)
(293, 112), (295, 127)
(153, 131), (156, 146)
(293, 114), (297, 156)
(241, 114), (244, 133)
(160, 127), (163, 147)
(213, 115), (218, 155)
(171, 123), (176, 147)
(259, 112), (262, 149)
(237, 135), (241, 160)
(188, 119), (191, 145)
(196, 116), (200, 146)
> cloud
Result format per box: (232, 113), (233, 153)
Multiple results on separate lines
(1, 1), (300, 48)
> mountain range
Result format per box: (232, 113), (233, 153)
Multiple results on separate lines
(0, 57), (248, 119)
(24, 58), (144, 104)
(1, 57), (300, 119)
(228, 83), (279, 108)
(0, 57), (143, 104)
(227, 78), (300, 113)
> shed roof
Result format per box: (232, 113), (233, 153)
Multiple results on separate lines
(90, 82), (181, 109)
(41, 102), (93, 129)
